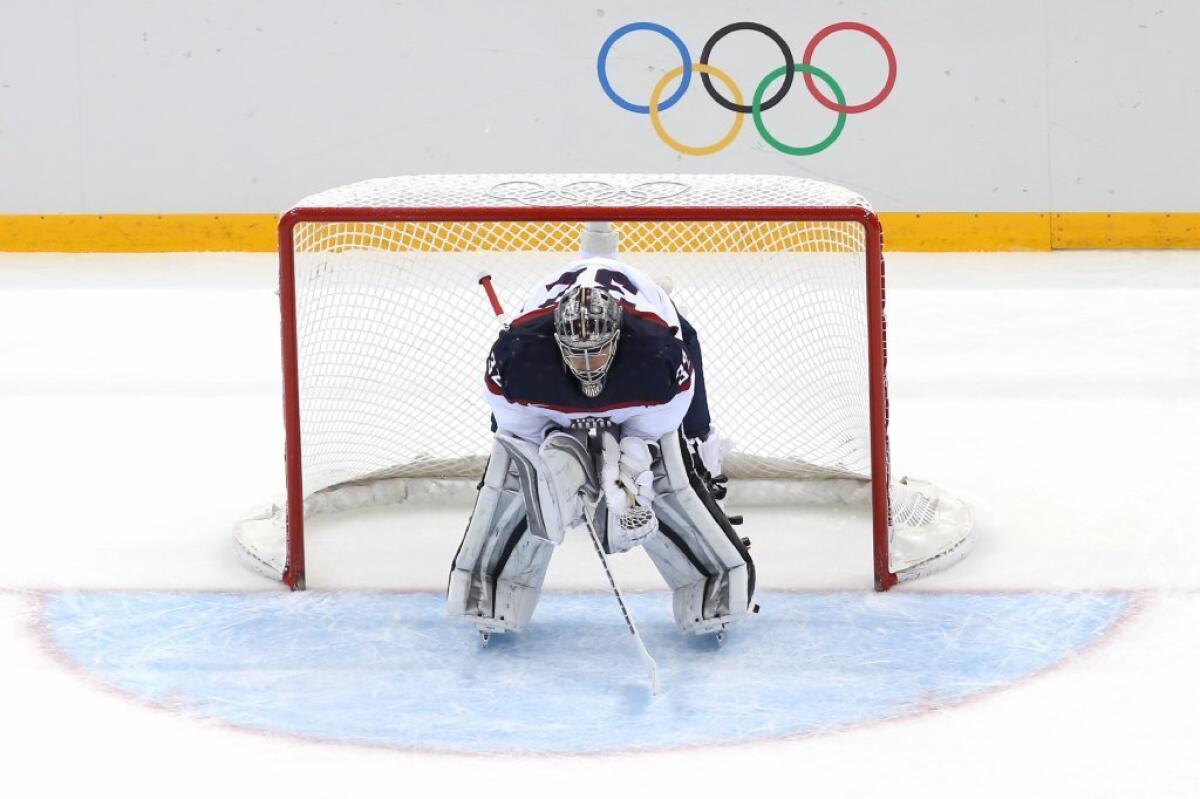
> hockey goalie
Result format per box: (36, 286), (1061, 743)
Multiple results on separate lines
(447, 254), (756, 639)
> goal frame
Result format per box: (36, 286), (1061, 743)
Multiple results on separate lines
(276, 203), (893, 592)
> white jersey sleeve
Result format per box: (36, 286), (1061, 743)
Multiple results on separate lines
(487, 392), (559, 443)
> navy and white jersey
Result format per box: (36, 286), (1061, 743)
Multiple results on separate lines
(484, 258), (695, 444)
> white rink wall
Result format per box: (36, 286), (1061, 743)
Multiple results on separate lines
(2, 0), (1197, 213)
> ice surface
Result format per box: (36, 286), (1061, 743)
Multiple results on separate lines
(40, 590), (1132, 752)
(0, 251), (1197, 796)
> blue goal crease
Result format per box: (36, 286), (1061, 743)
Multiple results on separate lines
(40, 590), (1133, 753)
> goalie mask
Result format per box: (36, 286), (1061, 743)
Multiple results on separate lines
(553, 285), (623, 397)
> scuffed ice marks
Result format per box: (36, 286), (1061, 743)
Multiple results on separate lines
(40, 591), (1133, 753)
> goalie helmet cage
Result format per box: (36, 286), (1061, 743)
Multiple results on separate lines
(242, 174), (974, 592)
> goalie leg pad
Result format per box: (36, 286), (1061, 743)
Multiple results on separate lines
(496, 431), (595, 544)
(490, 527), (556, 633)
(447, 439), (556, 633)
(642, 432), (755, 634)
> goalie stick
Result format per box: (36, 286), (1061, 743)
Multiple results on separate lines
(580, 478), (661, 695)
(476, 271), (511, 329)
(478, 271), (661, 696)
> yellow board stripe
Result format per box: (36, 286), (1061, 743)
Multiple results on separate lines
(1, 212), (1198, 253)
(879, 213), (1053, 251)
(1050, 212), (1200, 249)
(0, 214), (278, 253)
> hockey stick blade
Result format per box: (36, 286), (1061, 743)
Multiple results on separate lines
(633, 624), (662, 696)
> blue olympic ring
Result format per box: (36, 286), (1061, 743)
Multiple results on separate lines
(596, 22), (692, 114)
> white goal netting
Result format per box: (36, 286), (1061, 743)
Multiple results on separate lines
(236, 174), (974, 589)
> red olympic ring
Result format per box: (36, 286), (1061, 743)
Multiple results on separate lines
(802, 22), (897, 114)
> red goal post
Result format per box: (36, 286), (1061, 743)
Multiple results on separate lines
(238, 174), (974, 592)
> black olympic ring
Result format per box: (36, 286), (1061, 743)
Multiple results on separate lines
(699, 22), (795, 114)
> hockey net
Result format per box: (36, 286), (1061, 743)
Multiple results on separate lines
(236, 174), (974, 590)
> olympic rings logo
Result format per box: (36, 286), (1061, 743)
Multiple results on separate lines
(488, 179), (690, 207)
(597, 21), (897, 156)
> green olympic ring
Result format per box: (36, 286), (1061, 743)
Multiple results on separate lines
(752, 63), (847, 156)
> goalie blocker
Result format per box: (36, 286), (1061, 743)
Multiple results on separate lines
(446, 428), (755, 636)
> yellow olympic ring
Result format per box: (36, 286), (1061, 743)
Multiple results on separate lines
(649, 64), (744, 157)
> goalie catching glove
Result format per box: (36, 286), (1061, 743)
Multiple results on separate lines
(601, 431), (659, 552)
